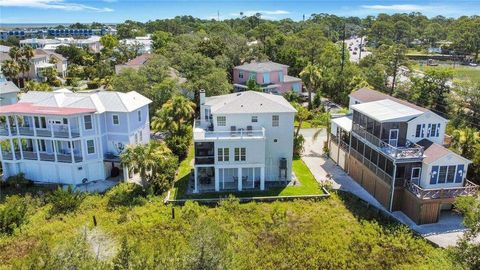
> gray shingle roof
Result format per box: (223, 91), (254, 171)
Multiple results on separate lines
(234, 61), (288, 73)
(206, 91), (296, 114)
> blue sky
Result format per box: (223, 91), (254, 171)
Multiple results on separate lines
(0, 0), (479, 24)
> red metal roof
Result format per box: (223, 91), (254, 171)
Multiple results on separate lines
(0, 102), (96, 116)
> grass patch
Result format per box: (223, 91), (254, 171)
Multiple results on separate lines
(170, 144), (194, 200)
(173, 157), (324, 200)
(294, 120), (313, 128)
(412, 63), (480, 83)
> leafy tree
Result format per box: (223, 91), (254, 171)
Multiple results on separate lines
(111, 68), (148, 93)
(186, 67), (231, 97)
(245, 78), (262, 92)
(151, 30), (172, 52)
(410, 68), (453, 117)
(24, 81), (52, 91)
(120, 141), (178, 193)
(453, 195), (480, 268)
(376, 44), (408, 95)
(100, 34), (119, 56)
(21, 45), (34, 61)
(450, 127), (480, 181)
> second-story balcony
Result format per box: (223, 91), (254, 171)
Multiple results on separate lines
(405, 179), (479, 200)
(194, 120), (265, 141)
(353, 123), (424, 160)
(0, 117), (81, 139)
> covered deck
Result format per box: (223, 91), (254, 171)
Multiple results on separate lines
(193, 166), (265, 193)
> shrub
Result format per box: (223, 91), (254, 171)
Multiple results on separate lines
(293, 134), (305, 157)
(106, 182), (147, 208)
(165, 134), (191, 160)
(0, 195), (30, 234)
(2, 173), (33, 189)
(48, 186), (85, 216)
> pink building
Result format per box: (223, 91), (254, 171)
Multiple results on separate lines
(233, 61), (302, 94)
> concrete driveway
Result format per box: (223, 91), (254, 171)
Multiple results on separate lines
(299, 128), (466, 247)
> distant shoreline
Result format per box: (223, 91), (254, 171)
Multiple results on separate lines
(0, 23), (118, 29)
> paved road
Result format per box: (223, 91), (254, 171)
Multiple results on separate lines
(299, 128), (466, 247)
(345, 37), (371, 63)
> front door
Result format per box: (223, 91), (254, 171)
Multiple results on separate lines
(389, 129), (399, 147)
(411, 167), (421, 185)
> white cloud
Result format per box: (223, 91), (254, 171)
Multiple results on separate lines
(361, 4), (425, 12)
(0, 0), (113, 12)
(230, 10), (290, 17)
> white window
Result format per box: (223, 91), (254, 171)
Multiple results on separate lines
(87, 140), (95, 154)
(234, 147), (246, 161)
(251, 116), (258, 123)
(39, 140), (46, 152)
(84, 115), (92, 130)
(217, 116), (226, 126)
(272, 115), (279, 127)
(137, 110), (142, 122)
(218, 148), (229, 162)
(112, 115), (119, 125)
(239, 71), (244, 79)
(430, 124), (437, 137)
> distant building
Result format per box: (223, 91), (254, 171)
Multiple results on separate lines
(20, 36), (102, 53)
(120, 36), (152, 54)
(0, 27), (116, 41)
(0, 89), (152, 185)
(233, 61), (302, 94)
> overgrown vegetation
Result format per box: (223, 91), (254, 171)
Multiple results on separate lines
(0, 188), (459, 269)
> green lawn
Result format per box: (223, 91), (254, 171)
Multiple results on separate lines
(171, 150), (324, 200)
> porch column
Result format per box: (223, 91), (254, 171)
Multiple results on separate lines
(34, 139), (40, 160)
(52, 140), (58, 162)
(13, 115), (19, 135)
(78, 116), (83, 137)
(17, 139), (24, 160)
(32, 116), (37, 137)
(214, 167), (220, 192)
(9, 139), (16, 161)
(260, 166), (265, 190)
(50, 121), (54, 137)
(6, 115), (12, 136)
(70, 141), (75, 163)
(238, 168), (242, 191)
(252, 168), (255, 188)
(193, 167), (198, 193)
(67, 118), (72, 138)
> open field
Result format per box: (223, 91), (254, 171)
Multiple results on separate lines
(411, 62), (480, 83)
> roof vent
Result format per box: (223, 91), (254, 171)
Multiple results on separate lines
(241, 105), (243, 107)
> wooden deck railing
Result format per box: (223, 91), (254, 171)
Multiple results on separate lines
(405, 180), (479, 200)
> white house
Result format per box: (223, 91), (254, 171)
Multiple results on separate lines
(193, 90), (296, 193)
(329, 87), (477, 224)
(0, 89), (152, 185)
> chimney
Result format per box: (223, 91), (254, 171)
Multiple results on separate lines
(199, 89), (206, 106)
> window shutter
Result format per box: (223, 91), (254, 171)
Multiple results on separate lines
(430, 166), (439, 184)
(426, 124), (431, 137)
(436, 124), (440, 137)
(455, 164), (464, 183)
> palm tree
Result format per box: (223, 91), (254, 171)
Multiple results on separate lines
(293, 103), (311, 138)
(120, 141), (177, 190)
(8, 47), (21, 61)
(151, 95), (196, 135)
(21, 45), (34, 61)
(18, 59), (30, 86)
(1, 60), (20, 86)
(312, 112), (332, 153)
(299, 63), (322, 109)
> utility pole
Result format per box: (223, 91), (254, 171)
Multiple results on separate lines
(217, 10), (220, 21)
(340, 22), (346, 74)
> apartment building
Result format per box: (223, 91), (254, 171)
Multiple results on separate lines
(233, 61), (302, 94)
(20, 36), (102, 53)
(329, 87), (477, 224)
(0, 27), (115, 41)
(193, 90), (296, 193)
(0, 89), (151, 185)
